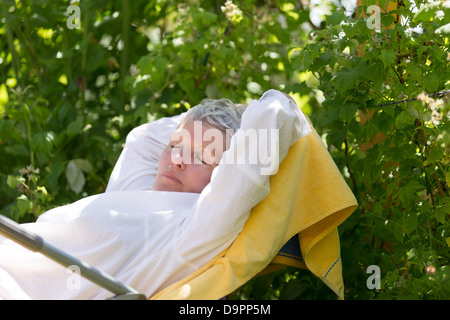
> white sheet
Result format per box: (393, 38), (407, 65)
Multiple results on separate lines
(0, 89), (311, 299)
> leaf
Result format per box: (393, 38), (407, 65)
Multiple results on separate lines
(339, 102), (359, 122)
(136, 55), (153, 75)
(404, 212), (418, 234)
(380, 49), (396, 68)
(413, 1), (440, 22)
(342, 23), (356, 39)
(397, 180), (423, 205)
(406, 104), (420, 119)
(395, 110), (414, 129)
(406, 61), (422, 81)
(66, 116), (84, 135)
(6, 175), (25, 189)
(151, 56), (168, 91)
(310, 50), (335, 73)
(279, 278), (306, 299)
(190, 8), (217, 27)
(424, 145), (444, 165)
(0, 119), (15, 141)
(4, 144), (29, 157)
(34, 186), (50, 203)
(331, 68), (359, 93)
(16, 195), (33, 217)
(65, 160), (85, 194)
(264, 22), (290, 43)
(178, 74), (195, 95)
(31, 131), (55, 153)
(435, 205), (447, 224)
(423, 72), (440, 92)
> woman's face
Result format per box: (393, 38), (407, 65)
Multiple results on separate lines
(152, 120), (227, 193)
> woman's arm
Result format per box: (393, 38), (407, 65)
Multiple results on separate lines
(105, 115), (183, 192)
(174, 89), (311, 267)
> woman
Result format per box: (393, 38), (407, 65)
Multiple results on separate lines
(0, 89), (310, 299)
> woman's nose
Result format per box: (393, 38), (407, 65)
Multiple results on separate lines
(171, 149), (186, 170)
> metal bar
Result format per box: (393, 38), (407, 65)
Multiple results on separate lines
(0, 214), (43, 252)
(0, 214), (146, 299)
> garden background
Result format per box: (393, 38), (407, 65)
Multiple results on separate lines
(0, 0), (448, 299)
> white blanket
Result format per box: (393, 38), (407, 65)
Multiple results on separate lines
(0, 89), (310, 299)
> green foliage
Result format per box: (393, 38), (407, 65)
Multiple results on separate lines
(294, 0), (450, 300)
(0, 0), (448, 299)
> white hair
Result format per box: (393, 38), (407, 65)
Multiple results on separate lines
(178, 98), (246, 148)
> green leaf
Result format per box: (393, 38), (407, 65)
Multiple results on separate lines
(66, 116), (84, 135)
(406, 104), (420, 119)
(424, 145), (444, 165)
(16, 195), (33, 217)
(151, 56), (168, 92)
(406, 62), (422, 81)
(6, 175), (25, 189)
(279, 278), (307, 299)
(395, 110), (414, 129)
(404, 212), (418, 234)
(380, 49), (396, 68)
(331, 68), (359, 93)
(178, 74), (195, 95)
(34, 186), (50, 202)
(423, 72), (440, 92)
(31, 131), (55, 153)
(190, 8), (217, 27)
(339, 102), (359, 122)
(435, 205), (448, 224)
(136, 55), (153, 75)
(0, 119), (15, 141)
(413, 1), (440, 22)
(398, 180), (423, 205)
(47, 159), (65, 189)
(310, 50), (334, 72)
(264, 22), (290, 43)
(4, 144), (29, 157)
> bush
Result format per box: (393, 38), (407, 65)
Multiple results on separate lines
(0, 0), (448, 299)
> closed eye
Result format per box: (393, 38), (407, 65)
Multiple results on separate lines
(193, 151), (213, 166)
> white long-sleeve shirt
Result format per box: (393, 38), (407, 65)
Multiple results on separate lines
(0, 89), (311, 299)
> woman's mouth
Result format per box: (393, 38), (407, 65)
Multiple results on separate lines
(162, 172), (182, 184)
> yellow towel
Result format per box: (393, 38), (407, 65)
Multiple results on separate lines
(151, 120), (358, 300)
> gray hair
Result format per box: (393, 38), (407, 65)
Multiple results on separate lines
(178, 98), (246, 148)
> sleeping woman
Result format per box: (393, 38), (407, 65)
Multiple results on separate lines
(0, 89), (311, 299)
